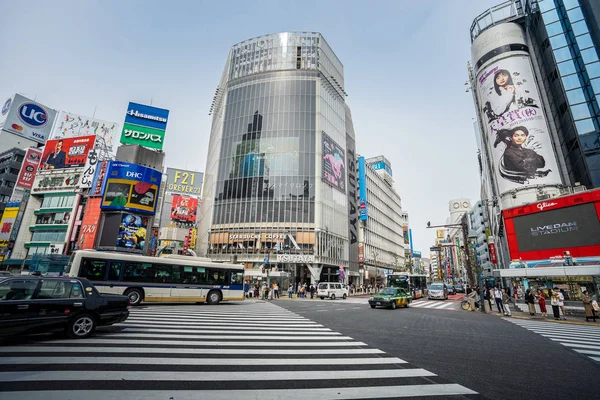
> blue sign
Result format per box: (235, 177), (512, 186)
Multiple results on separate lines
(264, 257), (269, 264)
(124, 102), (169, 131)
(18, 102), (49, 127)
(358, 156), (368, 221)
(370, 161), (393, 176)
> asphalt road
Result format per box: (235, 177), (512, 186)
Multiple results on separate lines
(275, 297), (600, 400)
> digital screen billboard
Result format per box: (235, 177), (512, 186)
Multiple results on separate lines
(116, 213), (148, 250)
(101, 161), (162, 214)
(512, 203), (600, 252)
(321, 132), (345, 193)
(39, 136), (96, 171)
(170, 195), (198, 222)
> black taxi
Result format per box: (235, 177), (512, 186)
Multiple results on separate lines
(0, 276), (129, 339)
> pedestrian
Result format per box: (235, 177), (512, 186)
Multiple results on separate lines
(288, 284), (293, 299)
(536, 289), (547, 318)
(297, 283), (302, 298)
(517, 285), (523, 300)
(502, 288), (512, 316)
(525, 289), (536, 316)
(550, 289), (561, 320)
(310, 284), (315, 299)
(263, 283), (270, 300)
(254, 284), (259, 299)
(466, 285), (476, 311)
(244, 281), (249, 298)
(482, 285), (491, 313)
(494, 286), (505, 314)
(274, 284), (279, 299)
(558, 289), (566, 320)
(582, 291), (597, 322)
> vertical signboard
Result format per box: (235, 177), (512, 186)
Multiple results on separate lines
(120, 102), (169, 150)
(321, 132), (346, 193)
(0, 204), (19, 252)
(472, 23), (561, 197)
(15, 148), (42, 190)
(0, 94), (57, 144)
(77, 197), (102, 250)
(358, 156), (368, 221)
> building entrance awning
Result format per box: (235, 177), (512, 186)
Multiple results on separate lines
(493, 264), (600, 278)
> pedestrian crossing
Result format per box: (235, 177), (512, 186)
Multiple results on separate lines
(503, 318), (600, 363)
(410, 300), (457, 310)
(0, 302), (478, 399)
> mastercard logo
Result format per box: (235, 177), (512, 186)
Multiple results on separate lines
(11, 123), (24, 131)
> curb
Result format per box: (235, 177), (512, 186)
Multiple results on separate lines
(496, 313), (600, 326)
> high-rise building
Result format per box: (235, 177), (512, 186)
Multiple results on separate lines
(469, 0), (600, 269)
(198, 32), (357, 287)
(357, 155), (406, 286)
(468, 201), (493, 278)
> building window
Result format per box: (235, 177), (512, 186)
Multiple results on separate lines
(575, 118), (595, 135)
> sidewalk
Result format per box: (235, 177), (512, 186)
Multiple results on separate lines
(481, 301), (600, 326)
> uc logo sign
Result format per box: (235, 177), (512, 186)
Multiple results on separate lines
(18, 102), (48, 127)
(2, 98), (11, 115)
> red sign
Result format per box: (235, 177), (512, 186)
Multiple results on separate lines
(77, 197), (102, 250)
(39, 135), (96, 171)
(170, 195), (198, 222)
(503, 189), (600, 261)
(16, 148), (42, 190)
(183, 236), (190, 253)
(488, 243), (497, 265)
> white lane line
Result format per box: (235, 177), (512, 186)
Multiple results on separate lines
(95, 333), (353, 340)
(505, 321), (600, 331)
(561, 342), (600, 350)
(121, 328), (342, 336)
(1, 356), (407, 366)
(0, 368), (432, 382)
(591, 356), (600, 362)
(35, 339), (368, 347)
(422, 302), (441, 309)
(0, 346), (385, 355)
(433, 303), (453, 309)
(352, 307), (362, 309)
(125, 317), (321, 326)
(574, 349), (600, 356)
(552, 339), (600, 347)
(127, 314), (309, 321)
(0, 384), (477, 400)
(540, 333), (600, 342)
(121, 323), (331, 331)
(131, 311), (300, 316)
(125, 316), (314, 324)
(316, 309), (329, 312)
(334, 308), (346, 311)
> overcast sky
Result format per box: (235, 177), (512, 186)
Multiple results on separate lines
(0, 0), (501, 258)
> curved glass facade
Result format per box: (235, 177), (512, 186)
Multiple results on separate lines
(198, 32), (356, 286)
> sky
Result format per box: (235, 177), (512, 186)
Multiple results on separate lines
(0, 0), (501, 258)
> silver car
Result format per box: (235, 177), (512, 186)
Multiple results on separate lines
(428, 283), (448, 300)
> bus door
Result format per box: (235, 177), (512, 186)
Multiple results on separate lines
(105, 261), (124, 295)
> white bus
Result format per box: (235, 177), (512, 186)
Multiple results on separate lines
(65, 250), (245, 306)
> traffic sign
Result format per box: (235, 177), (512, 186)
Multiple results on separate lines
(263, 257), (269, 264)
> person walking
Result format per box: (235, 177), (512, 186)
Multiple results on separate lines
(297, 283), (302, 298)
(310, 284), (315, 299)
(558, 289), (567, 320)
(288, 284), (293, 299)
(274, 284), (279, 299)
(536, 289), (547, 318)
(550, 289), (561, 320)
(494, 286), (505, 314)
(582, 291), (597, 322)
(262, 283), (270, 300)
(244, 281), (250, 298)
(502, 288), (512, 316)
(525, 289), (536, 316)
(482, 286), (491, 313)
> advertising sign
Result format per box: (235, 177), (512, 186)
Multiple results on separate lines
(370, 161), (393, 176)
(358, 242), (365, 263)
(170, 195), (198, 222)
(39, 136), (96, 171)
(77, 197), (102, 250)
(15, 148), (42, 190)
(165, 168), (204, 196)
(475, 54), (561, 195)
(120, 102), (169, 150)
(101, 161), (162, 214)
(91, 160), (109, 196)
(0, 204), (19, 249)
(116, 213), (148, 250)
(0, 94), (57, 144)
(488, 241), (498, 265)
(189, 228), (197, 249)
(357, 156), (368, 221)
(51, 111), (119, 149)
(32, 171), (81, 193)
(321, 132), (346, 193)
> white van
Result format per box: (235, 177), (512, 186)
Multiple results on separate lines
(317, 282), (348, 300)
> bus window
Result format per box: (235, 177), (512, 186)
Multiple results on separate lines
(79, 259), (107, 280)
(171, 265), (182, 283)
(231, 271), (244, 285)
(153, 264), (173, 283)
(207, 269), (226, 285)
(123, 262), (154, 282)
(183, 266), (206, 284)
(107, 262), (122, 281)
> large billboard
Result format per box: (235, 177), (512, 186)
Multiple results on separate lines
(170, 195), (199, 222)
(51, 111), (119, 149)
(165, 168), (203, 196)
(116, 213), (148, 250)
(15, 148), (42, 190)
(321, 132), (346, 193)
(503, 189), (600, 260)
(39, 135), (96, 171)
(0, 204), (19, 249)
(358, 156), (368, 221)
(101, 161), (162, 214)
(32, 171), (81, 193)
(0, 94), (57, 144)
(120, 102), (169, 150)
(473, 24), (561, 196)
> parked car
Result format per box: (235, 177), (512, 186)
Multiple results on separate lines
(446, 284), (457, 295)
(454, 284), (466, 293)
(0, 276), (129, 339)
(317, 282), (348, 300)
(428, 283), (449, 300)
(369, 287), (412, 309)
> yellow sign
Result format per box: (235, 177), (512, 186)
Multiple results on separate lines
(189, 228), (197, 248)
(0, 206), (19, 248)
(436, 229), (445, 239)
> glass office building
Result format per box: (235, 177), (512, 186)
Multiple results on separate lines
(198, 32), (358, 286)
(471, 0), (600, 189)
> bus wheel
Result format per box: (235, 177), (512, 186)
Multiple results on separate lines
(125, 288), (144, 306)
(207, 290), (222, 305)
